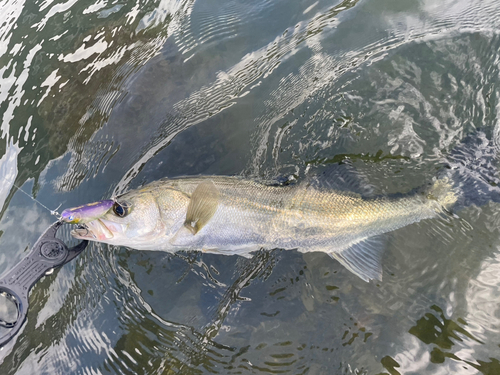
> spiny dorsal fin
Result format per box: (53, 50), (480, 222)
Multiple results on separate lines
(184, 180), (219, 234)
(328, 237), (385, 282)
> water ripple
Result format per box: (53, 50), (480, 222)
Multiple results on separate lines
(249, 0), (500, 177)
(176, 0), (276, 56)
(113, 0), (361, 193)
(2, 0), (500, 373)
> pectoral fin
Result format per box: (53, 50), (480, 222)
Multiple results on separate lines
(328, 237), (385, 282)
(170, 225), (197, 246)
(183, 180), (220, 235)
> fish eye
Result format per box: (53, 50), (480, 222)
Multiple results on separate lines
(112, 202), (128, 217)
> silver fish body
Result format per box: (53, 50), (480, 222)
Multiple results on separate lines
(67, 174), (457, 281)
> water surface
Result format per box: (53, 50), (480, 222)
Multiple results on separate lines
(0, 0), (500, 373)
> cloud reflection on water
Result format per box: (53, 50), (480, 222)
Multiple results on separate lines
(1, 0), (500, 373)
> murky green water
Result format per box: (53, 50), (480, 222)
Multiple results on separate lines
(1, 0), (500, 373)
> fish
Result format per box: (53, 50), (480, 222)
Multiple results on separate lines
(61, 132), (500, 282)
(61, 169), (459, 282)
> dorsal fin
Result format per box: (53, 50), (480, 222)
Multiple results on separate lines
(309, 161), (374, 197)
(328, 236), (385, 282)
(183, 180), (219, 234)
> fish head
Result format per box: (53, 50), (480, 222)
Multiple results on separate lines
(66, 188), (186, 248)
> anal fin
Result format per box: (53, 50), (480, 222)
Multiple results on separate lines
(328, 237), (385, 282)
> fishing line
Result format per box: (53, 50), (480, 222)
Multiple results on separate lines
(11, 182), (62, 220)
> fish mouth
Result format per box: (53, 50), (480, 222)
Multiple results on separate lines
(71, 219), (114, 241)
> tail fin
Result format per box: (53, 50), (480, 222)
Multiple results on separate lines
(439, 130), (500, 209)
(426, 177), (458, 211)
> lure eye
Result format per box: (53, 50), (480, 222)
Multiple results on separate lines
(112, 202), (128, 217)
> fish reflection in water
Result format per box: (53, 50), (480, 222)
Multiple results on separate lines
(118, 250), (279, 373)
(62, 131), (500, 283)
